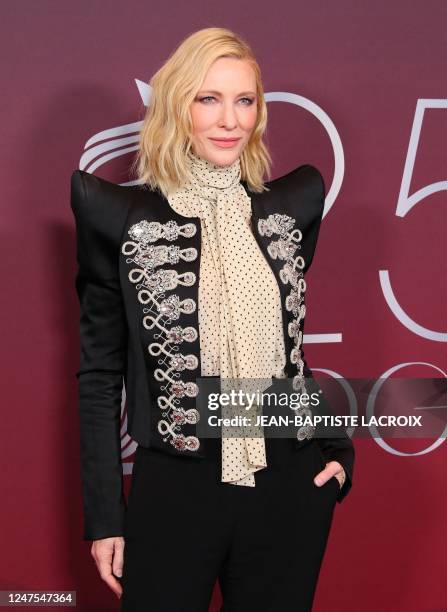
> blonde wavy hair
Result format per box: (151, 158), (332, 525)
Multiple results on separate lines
(131, 27), (272, 197)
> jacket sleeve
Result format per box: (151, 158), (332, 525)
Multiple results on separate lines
(301, 167), (355, 504)
(70, 170), (127, 541)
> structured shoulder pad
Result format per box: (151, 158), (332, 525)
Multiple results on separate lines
(70, 170), (131, 238)
(253, 164), (327, 275)
(70, 170), (131, 278)
(266, 164), (325, 215)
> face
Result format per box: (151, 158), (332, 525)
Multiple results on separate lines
(189, 57), (258, 167)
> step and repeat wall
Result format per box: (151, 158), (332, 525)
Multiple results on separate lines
(1, 2), (446, 610)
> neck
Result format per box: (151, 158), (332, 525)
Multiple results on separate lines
(187, 150), (241, 190)
(188, 149), (240, 168)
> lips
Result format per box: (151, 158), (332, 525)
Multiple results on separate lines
(209, 138), (241, 142)
(209, 137), (242, 148)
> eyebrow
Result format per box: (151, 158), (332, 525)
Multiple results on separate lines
(197, 90), (257, 96)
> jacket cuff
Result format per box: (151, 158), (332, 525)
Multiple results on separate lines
(84, 497), (127, 541)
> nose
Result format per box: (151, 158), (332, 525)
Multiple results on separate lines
(218, 101), (238, 129)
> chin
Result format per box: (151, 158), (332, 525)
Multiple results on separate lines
(202, 147), (243, 167)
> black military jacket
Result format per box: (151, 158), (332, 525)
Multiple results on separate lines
(70, 164), (355, 541)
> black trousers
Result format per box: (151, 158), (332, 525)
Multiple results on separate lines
(120, 437), (339, 612)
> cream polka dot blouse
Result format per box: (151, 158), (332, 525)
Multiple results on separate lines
(167, 151), (287, 486)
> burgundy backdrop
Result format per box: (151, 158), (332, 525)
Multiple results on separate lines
(1, 2), (446, 610)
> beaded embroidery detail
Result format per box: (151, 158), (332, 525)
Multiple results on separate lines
(122, 219), (200, 452)
(128, 219), (197, 243)
(257, 213), (315, 442)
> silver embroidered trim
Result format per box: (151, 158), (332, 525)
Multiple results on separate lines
(258, 213), (314, 442)
(122, 242), (198, 271)
(122, 219), (201, 452)
(128, 219), (197, 244)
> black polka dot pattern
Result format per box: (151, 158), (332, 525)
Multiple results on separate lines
(167, 151), (287, 486)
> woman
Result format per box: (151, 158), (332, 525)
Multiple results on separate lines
(71, 27), (355, 612)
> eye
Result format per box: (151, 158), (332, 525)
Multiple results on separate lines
(196, 96), (255, 105)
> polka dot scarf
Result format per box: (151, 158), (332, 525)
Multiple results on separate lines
(167, 150), (286, 486)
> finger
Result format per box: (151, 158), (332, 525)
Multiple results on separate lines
(314, 463), (339, 486)
(96, 558), (123, 598)
(112, 539), (125, 579)
(327, 461), (345, 486)
(314, 467), (331, 486)
(95, 550), (123, 598)
(103, 573), (123, 598)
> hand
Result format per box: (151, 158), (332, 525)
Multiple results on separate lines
(91, 536), (125, 599)
(314, 460), (346, 490)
